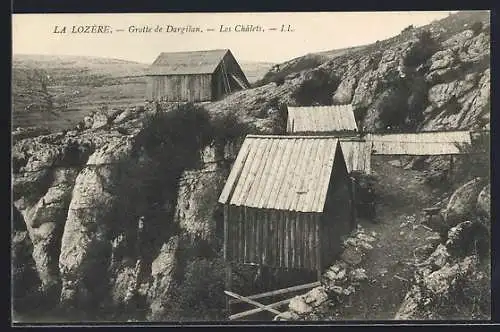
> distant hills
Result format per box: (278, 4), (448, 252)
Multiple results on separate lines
(11, 54), (274, 131)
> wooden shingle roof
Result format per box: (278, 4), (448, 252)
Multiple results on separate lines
(287, 105), (358, 133)
(366, 131), (472, 155)
(148, 49), (229, 75)
(218, 135), (346, 213)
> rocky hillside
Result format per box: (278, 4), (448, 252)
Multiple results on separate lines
(12, 11), (490, 322)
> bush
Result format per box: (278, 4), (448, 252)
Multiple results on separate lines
(291, 69), (339, 106)
(254, 55), (326, 87)
(211, 111), (253, 147)
(161, 255), (226, 320)
(378, 88), (410, 129)
(403, 29), (440, 68)
(471, 21), (483, 36)
(402, 25), (414, 34)
(454, 132), (490, 183)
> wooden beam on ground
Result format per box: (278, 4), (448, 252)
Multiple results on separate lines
(229, 297), (292, 320)
(228, 281), (320, 304)
(224, 290), (282, 316)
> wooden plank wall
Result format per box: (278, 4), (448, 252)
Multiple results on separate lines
(225, 206), (321, 271)
(147, 74), (212, 102)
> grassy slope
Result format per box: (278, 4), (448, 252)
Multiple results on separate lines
(11, 54), (274, 131)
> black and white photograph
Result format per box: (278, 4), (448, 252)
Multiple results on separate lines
(11, 10), (492, 324)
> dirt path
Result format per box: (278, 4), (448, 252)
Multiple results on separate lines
(321, 156), (442, 320)
(235, 156), (447, 321)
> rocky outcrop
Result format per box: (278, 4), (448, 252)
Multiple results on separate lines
(58, 137), (135, 307)
(441, 177), (485, 227)
(396, 218), (490, 320)
(146, 236), (180, 320)
(12, 229), (41, 313)
(476, 184), (490, 219)
(395, 255), (482, 320)
(276, 226), (377, 321)
(174, 145), (230, 243)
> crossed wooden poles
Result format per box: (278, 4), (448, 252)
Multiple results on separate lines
(224, 280), (320, 320)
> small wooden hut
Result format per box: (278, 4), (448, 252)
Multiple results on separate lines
(365, 130), (472, 155)
(218, 135), (356, 278)
(146, 49), (250, 102)
(286, 104), (358, 135)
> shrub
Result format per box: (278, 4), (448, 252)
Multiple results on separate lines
(471, 21), (483, 36)
(454, 132), (490, 183)
(402, 25), (414, 34)
(378, 88), (410, 129)
(211, 111), (253, 147)
(291, 69), (339, 106)
(161, 255), (226, 320)
(403, 29), (440, 68)
(254, 55), (326, 87)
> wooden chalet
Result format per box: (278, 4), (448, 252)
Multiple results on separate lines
(146, 49), (250, 102)
(218, 135), (356, 277)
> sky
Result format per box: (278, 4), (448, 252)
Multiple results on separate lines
(12, 11), (457, 64)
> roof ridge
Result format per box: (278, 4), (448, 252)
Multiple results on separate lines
(246, 135), (343, 139)
(157, 48), (229, 56)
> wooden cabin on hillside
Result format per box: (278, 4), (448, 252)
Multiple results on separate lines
(218, 135), (356, 278)
(365, 131), (472, 155)
(285, 104), (371, 174)
(146, 49), (250, 102)
(286, 104), (358, 135)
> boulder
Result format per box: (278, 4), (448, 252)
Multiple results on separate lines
(274, 311), (300, 321)
(357, 232), (376, 243)
(445, 221), (489, 259)
(442, 178), (485, 227)
(332, 76), (357, 104)
(325, 268), (347, 283)
(340, 246), (364, 266)
(113, 109), (134, 124)
(350, 268), (368, 282)
(414, 243), (437, 262)
(303, 286), (328, 307)
(146, 236), (180, 320)
(91, 111), (109, 129)
(395, 256), (478, 320)
(289, 296), (313, 315)
(442, 30), (474, 47)
(420, 244), (450, 269)
(476, 184), (490, 218)
(425, 233), (443, 247)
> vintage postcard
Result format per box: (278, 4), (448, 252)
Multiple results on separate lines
(11, 11), (491, 324)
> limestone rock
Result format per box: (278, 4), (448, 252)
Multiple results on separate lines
(425, 233), (443, 247)
(476, 184), (490, 218)
(350, 268), (368, 282)
(421, 244), (450, 268)
(332, 76), (357, 104)
(58, 138), (134, 307)
(113, 109), (134, 124)
(289, 296), (313, 315)
(91, 111), (109, 129)
(442, 178), (485, 227)
(341, 246), (364, 266)
(147, 236), (180, 320)
(445, 221), (489, 259)
(395, 256), (479, 320)
(303, 286), (328, 307)
(414, 244), (437, 262)
(274, 311), (299, 321)
(356, 233), (376, 243)
(442, 30), (474, 47)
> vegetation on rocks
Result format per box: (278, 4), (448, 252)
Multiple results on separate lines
(12, 10), (490, 323)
